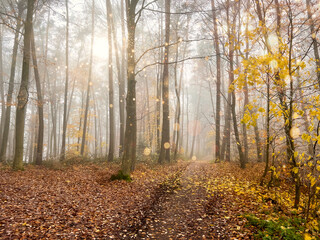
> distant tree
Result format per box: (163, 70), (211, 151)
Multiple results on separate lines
(31, 27), (44, 165)
(60, 0), (69, 161)
(81, 0), (95, 156)
(211, 0), (221, 162)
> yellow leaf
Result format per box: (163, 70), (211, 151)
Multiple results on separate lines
(304, 233), (312, 240)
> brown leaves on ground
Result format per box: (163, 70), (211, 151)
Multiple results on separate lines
(1, 161), (316, 239)
(0, 162), (187, 239)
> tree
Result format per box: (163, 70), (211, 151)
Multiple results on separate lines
(60, 0), (69, 161)
(121, 0), (139, 175)
(31, 27), (44, 165)
(106, 0), (115, 162)
(80, 0), (95, 156)
(0, 1), (24, 162)
(211, 0), (221, 162)
(0, 26), (5, 149)
(227, 0), (245, 168)
(12, 0), (35, 170)
(119, 0), (126, 157)
(158, 0), (171, 164)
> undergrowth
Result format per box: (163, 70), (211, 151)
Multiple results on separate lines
(110, 170), (132, 182)
(244, 214), (318, 240)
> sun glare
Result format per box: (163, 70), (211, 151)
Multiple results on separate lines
(93, 37), (108, 59)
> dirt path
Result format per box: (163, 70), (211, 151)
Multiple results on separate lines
(135, 160), (227, 239)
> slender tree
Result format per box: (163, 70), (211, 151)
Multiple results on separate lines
(81, 0), (95, 156)
(31, 27), (44, 165)
(0, 26), (5, 147)
(106, 0), (115, 162)
(119, 0), (126, 157)
(306, 0), (320, 87)
(60, 0), (69, 160)
(0, 2), (24, 162)
(158, 0), (171, 164)
(211, 0), (221, 162)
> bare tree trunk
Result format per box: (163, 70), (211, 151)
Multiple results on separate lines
(158, 0), (171, 164)
(31, 27), (44, 165)
(0, 26), (5, 148)
(173, 17), (189, 160)
(189, 90), (201, 159)
(172, 35), (180, 160)
(180, 83), (185, 153)
(60, 0), (69, 160)
(0, 3), (23, 162)
(44, 10), (50, 159)
(28, 106), (35, 163)
(221, 93), (231, 161)
(145, 78), (152, 147)
(121, 0), (139, 175)
(242, 4), (249, 162)
(107, 0), (115, 162)
(306, 0), (320, 87)
(119, 0), (126, 157)
(81, 0), (95, 156)
(109, 0), (122, 158)
(93, 96), (98, 158)
(156, 3), (164, 153)
(211, 0), (221, 162)
(185, 87), (189, 156)
(260, 76), (270, 185)
(77, 90), (84, 153)
(13, 0), (35, 170)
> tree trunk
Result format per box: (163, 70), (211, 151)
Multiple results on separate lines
(221, 92), (231, 161)
(211, 0), (221, 162)
(306, 0), (320, 87)
(107, 0), (115, 162)
(189, 91), (201, 159)
(119, 0), (126, 157)
(260, 76), (270, 185)
(227, 0), (245, 168)
(0, 3), (23, 162)
(158, 0), (171, 164)
(185, 87), (189, 156)
(109, 0), (122, 157)
(81, 0), (95, 156)
(156, 2), (164, 153)
(13, 0), (35, 170)
(122, 0), (139, 175)
(0, 26), (5, 149)
(31, 27), (44, 165)
(60, 0), (69, 161)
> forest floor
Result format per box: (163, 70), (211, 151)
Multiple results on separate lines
(135, 160), (238, 239)
(0, 160), (318, 239)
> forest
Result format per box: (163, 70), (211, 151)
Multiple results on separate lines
(0, 0), (320, 239)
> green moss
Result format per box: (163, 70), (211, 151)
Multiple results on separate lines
(110, 170), (132, 182)
(245, 214), (306, 240)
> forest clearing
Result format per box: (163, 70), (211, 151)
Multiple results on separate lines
(1, 0), (320, 238)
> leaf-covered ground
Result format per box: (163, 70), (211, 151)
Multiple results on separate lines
(0, 160), (319, 239)
(0, 162), (187, 239)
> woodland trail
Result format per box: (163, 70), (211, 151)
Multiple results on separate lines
(135, 160), (230, 239)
